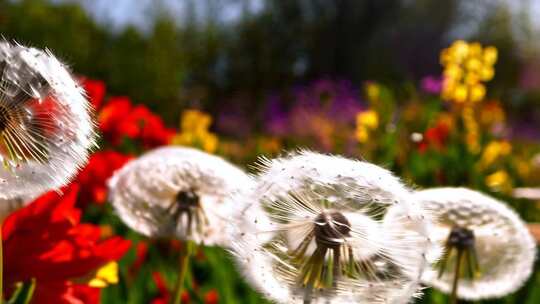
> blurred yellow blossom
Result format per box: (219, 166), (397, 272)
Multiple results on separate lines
(355, 110), (379, 143)
(357, 110), (379, 129)
(440, 40), (497, 104)
(356, 127), (369, 143)
(485, 170), (511, 192)
(479, 140), (512, 168)
(180, 109), (212, 133)
(88, 262), (119, 288)
(483, 46), (498, 65)
(462, 106), (480, 153)
(172, 109), (219, 153)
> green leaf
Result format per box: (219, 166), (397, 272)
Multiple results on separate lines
(7, 279), (35, 304)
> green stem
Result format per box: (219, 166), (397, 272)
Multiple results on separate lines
(450, 249), (463, 304)
(172, 241), (193, 304)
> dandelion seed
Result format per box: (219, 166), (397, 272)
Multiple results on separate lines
(0, 41), (96, 199)
(415, 187), (536, 300)
(231, 151), (438, 304)
(108, 146), (253, 246)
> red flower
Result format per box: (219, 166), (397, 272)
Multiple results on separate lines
(76, 150), (133, 205)
(128, 241), (149, 277)
(417, 121), (450, 153)
(98, 98), (174, 147)
(151, 272), (189, 304)
(3, 184), (131, 304)
(98, 97), (133, 144)
(80, 78), (106, 110)
(204, 289), (219, 304)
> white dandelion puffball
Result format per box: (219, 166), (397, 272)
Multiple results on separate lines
(415, 187), (537, 300)
(231, 151), (438, 304)
(108, 146), (253, 246)
(0, 41), (96, 199)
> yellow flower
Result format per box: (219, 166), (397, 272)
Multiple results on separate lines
(451, 40), (469, 62)
(485, 170), (511, 192)
(483, 46), (498, 65)
(465, 72), (480, 85)
(356, 110), (379, 129)
(469, 83), (486, 103)
(480, 66), (495, 81)
(355, 126), (369, 143)
(465, 58), (482, 72)
(440, 41), (497, 104)
(173, 109), (219, 153)
(201, 133), (218, 153)
(468, 42), (483, 57)
(180, 109), (212, 134)
(88, 262), (119, 288)
(355, 110), (379, 144)
(480, 141), (512, 168)
(444, 64), (463, 80)
(462, 106), (480, 153)
(453, 84), (468, 103)
(440, 49), (451, 65)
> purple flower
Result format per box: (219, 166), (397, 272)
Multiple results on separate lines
(421, 76), (443, 94)
(264, 78), (366, 152)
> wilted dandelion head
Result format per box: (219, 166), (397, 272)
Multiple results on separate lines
(231, 151), (438, 304)
(108, 146), (252, 246)
(415, 187), (536, 300)
(0, 40), (96, 198)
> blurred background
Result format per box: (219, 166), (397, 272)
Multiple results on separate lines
(1, 0), (539, 127)
(1, 1), (539, 303)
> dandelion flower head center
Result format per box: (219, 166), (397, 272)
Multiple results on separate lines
(171, 188), (209, 238)
(0, 45), (60, 167)
(313, 211), (351, 249)
(447, 226), (475, 250)
(175, 189), (200, 212)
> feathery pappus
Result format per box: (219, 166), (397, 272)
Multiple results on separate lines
(0, 40), (96, 199)
(108, 146), (253, 246)
(231, 151), (439, 304)
(415, 187), (536, 300)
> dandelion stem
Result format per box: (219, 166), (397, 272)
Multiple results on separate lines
(172, 240), (193, 304)
(303, 282), (313, 304)
(450, 249), (463, 304)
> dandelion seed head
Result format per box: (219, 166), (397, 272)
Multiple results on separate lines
(415, 187), (536, 300)
(0, 41), (96, 198)
(108, 146), (252, 246)
(231, 151), (437, 304)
